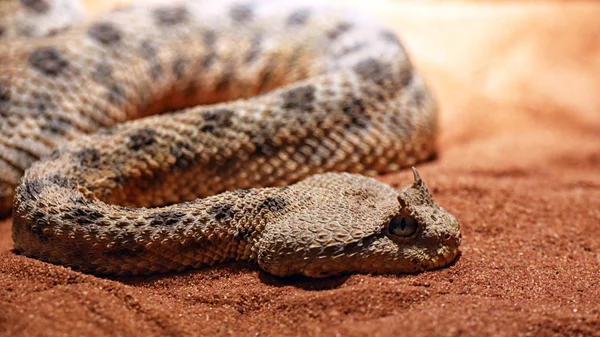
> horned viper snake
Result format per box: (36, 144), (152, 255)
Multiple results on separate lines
(1, 0), (460, 277)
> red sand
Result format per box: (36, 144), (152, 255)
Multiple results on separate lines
(1, 1), (599, 336)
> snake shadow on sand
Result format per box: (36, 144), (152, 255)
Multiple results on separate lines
(112, 250), (461, 291)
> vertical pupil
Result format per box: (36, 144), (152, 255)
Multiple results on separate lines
(400, 217), (407, 231)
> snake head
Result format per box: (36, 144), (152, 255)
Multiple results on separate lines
(257, 170), (461, 278)
(388, 167), (462, 273)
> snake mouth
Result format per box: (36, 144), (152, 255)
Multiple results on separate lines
(432, 246), (460, 270)
(427, 227), (462, 270)
(415, 246), (460, 272)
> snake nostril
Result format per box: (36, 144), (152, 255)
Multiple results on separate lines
(443, 233), (460, 246)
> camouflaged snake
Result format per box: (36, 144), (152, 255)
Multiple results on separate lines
(1, 0), (461, 277)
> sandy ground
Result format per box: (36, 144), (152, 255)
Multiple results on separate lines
(1, 1), (600, 336)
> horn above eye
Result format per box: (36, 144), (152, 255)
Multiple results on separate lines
(412, 167), (422, 184)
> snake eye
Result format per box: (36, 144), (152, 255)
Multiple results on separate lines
(389, 216), (418, 237)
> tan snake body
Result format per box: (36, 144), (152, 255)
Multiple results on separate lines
(1, 0), (461, 277)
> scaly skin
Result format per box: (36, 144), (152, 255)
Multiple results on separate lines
(4, 0), (461, 277)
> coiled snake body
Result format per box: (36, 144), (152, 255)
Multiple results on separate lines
(1, 0), (461, 277)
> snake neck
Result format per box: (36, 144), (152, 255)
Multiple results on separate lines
(12, 176), (287, 275)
